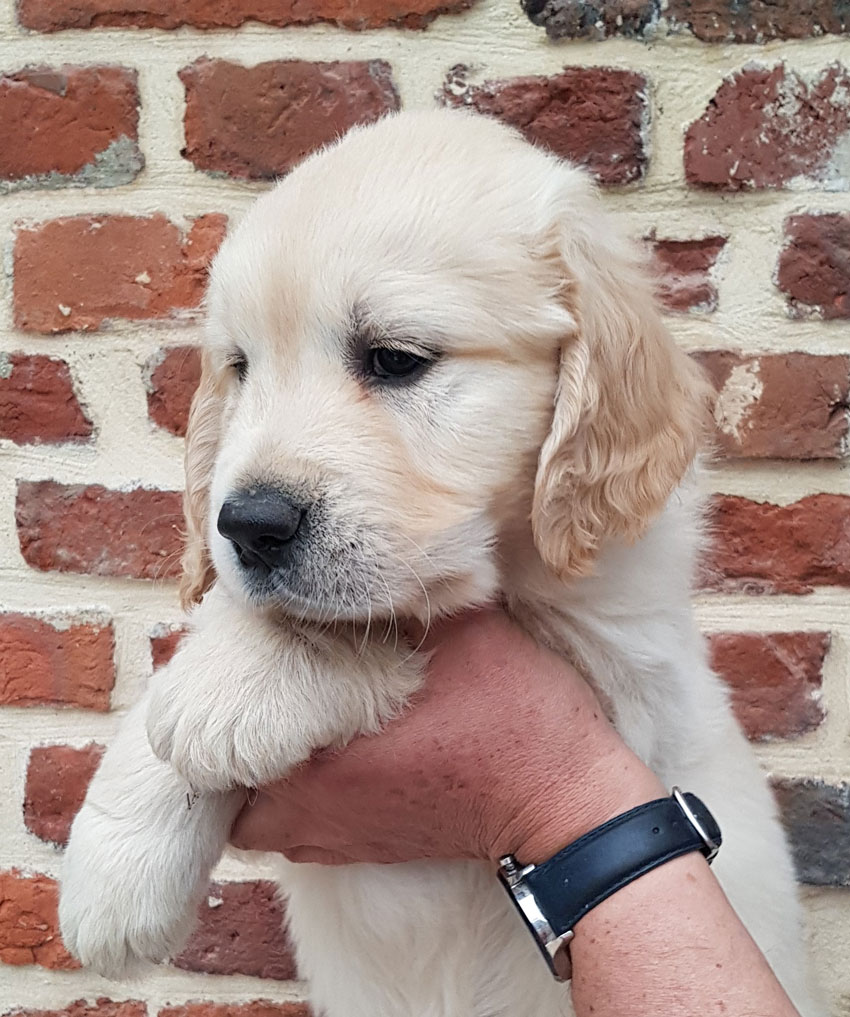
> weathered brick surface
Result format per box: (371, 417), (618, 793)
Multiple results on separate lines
(702, 494), (850, 594)
(24, 744), (104, 846)
(181, 59), (400, 180)
(0, 614), (115, 710)
(523, 0), (850, 41)
(0, 66), (141, 191)
(146, 346), (201, 437)
(443, 65), (648, 186)
(670, 0), (850, 41)
(13, 214), (227, 334)
(159, 1005), (310, 1017)
(16, 481), (183, 581)
(0, 870), (77, 969)
(0, 353), (92, 445)
(774, 778), (850, 886)
(778, 213), (850, 320)
(176, 881), (296, 980)
(651, 236), (726, 312)
(709, 632), (828, 740)
(694, 352), (850, 459)
(2, 1002), (145, 1017)
(19, 0), (471, 31)
(150, 625), (188, 669)
(685, 64), (850, 191)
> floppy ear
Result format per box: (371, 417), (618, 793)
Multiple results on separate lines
(180, 349), (223, 608)
(532, 190), (711, 579)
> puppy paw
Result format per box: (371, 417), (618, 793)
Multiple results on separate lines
(60, 805), (194, 978)
(147, 677), (285, 792)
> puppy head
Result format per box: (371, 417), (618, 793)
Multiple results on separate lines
(181, 111), (708, 620)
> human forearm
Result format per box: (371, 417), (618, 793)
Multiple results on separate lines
(568, 849), (799, 1017)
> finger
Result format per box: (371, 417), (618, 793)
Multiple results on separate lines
(230, 792), (295, 852)
(282, 846), (356, 865)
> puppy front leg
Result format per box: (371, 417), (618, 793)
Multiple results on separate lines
(147, 586), (424, 793)
(60, 694), (241, 979)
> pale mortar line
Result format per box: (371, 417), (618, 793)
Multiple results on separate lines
(0, 963), (306, 1011)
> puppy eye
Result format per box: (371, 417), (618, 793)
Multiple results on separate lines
(226, 350), (248, 382)
(368, 347), (429, 381)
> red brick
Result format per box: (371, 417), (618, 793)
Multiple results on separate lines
(668, 0), (850, 42)
(443, 65), (648, 186)
(523, 0), (850, 42)
(24, 744), (104, 846)
(19, 0), (469, 30)
(778, 213), (850, 320)
(3, 1002), (145, 1017)
(160, 1005), (309, 1017)
(709, 631), (828, 740)
(146, 346), (200, 437)
(0, 613), (114, 710)
(13, 214), (227, 334)
(0, 353), (92, 444)
(685, 64), (850, 190)
(181, 59), (399, 180)
(16, 481), (183, 581)
(175, 881), (296, 980)
(0, 66), (141, 190)
(0, 870), (77, 969)
(694, 352), (850, 459)
(651, 236), (726, 312)
(150, 625), (187, 669)
(701, 494), (850, 594)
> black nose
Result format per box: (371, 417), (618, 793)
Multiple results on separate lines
(217, 489), (304, 570)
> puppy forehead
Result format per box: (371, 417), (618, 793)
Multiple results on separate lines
(208, 112), (569, 358)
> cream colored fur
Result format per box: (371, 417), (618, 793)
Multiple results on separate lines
(60, 111), (823, 1016)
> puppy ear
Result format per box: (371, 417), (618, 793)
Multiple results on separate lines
(532, 187), (711, 578)
(180, 349), (222, 608)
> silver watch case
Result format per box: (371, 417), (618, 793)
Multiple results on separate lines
(498, 855), (575, 981)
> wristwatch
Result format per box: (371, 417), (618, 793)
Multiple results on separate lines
(498, 787), (721, 981)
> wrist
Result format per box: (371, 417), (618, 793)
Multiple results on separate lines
(495, 741), (666, 865)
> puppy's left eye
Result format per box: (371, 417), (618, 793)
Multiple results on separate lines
(226, 350), (249, 382)
(368, 347), (429, 381)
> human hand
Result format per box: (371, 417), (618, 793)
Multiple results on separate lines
(230, 609), (664, 865)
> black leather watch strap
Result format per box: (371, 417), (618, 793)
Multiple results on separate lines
(523, 792), (721, 938)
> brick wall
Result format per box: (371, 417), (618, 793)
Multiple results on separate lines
(1, 0), (849, 1014)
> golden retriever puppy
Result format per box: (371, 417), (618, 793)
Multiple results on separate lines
(60, 110), (823, 1016)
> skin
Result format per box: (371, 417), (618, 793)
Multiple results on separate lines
(231, 610), (801, 1017)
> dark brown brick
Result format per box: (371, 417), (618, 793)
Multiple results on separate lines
(685, 64), (850, 191)
(701, 494), (850, 594)
(443, 65), (648, 186)
(693, 352), (850, 459)
(175, 881), (296, 980)
(16, 481), (184, 581)
(2, 1001), (145, 1017)
(778, 213), (850, 320)
(159, 1005), (309, 1017)
(145, 346), (200, 437)
(19, 0), (472, 31)
(651, 236), (726, 312)
(181, 59), (400, 180)
(150, 625), (187, 669)
(709, 631), (828, 740)
(24, 744), (104, 846)
(0, 354), (92, 444)
(523, 0), (850, 43)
